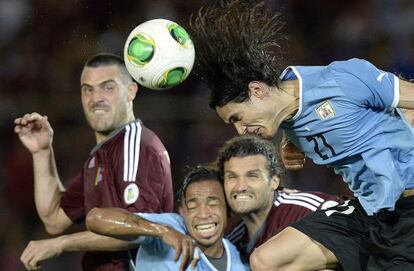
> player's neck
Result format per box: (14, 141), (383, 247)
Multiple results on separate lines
(94, 115), (136, 144)
(200, 239), (224, 258)
(241, 196), (274, 239)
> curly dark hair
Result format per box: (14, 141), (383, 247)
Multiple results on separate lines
(189, 0), (286, 109)
(217, 135), (284, 179)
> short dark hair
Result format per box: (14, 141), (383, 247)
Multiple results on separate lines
(189, 0), (286, 109)
(177, 165), (222, 206)
(84, 53), (132, 82)
(217, 135), (284, 179)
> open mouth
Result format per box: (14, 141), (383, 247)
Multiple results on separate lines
(194, 222), (218, 237)
(232, 193), (253, 201)
(92, 108), (107, 114)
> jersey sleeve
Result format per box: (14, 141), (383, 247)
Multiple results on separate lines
(130, 213), (186, 245)
(61, 174), (85, 223)
(330, 58), (399, 109)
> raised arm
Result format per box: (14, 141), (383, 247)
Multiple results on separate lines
(20, 231), (136, 270)
(14, 112), (72, 234)
(398, 79), (414, 109)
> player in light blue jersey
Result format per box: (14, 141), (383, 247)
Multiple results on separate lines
(86, 166), (249, 271)
(190, 0), (414, 270)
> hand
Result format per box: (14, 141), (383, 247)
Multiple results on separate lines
(161, 228), (199, 271)
(20, 237), (65, 270)
(280, 139), (306, 170)
(14, 113), (54, 154)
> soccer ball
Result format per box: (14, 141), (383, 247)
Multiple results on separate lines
(124, 19), (195, 90)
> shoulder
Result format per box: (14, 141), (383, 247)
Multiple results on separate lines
(327, 58), (381, 79)
(275, 191), (339, 211)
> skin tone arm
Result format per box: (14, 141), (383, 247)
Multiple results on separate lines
(398, 79), (414, 109)
(14, 113), (72, 234)
(20, 231), (136, 271)
(250, 227), (338, 271)
(86, 207), (199, 271)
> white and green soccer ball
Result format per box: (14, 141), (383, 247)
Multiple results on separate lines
(124, 19), (195, 90)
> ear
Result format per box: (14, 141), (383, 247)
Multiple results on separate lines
(248, 81), (268, 99)
(127, 82), (138, 102)
(178, 206), (184, 216)
(270, 175), (280, 191)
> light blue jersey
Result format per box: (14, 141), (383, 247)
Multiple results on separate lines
(280, 58), (414, 215)
(132, 213), (249, 271)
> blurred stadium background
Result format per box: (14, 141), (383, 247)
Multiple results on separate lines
(1, 0), (413, 270)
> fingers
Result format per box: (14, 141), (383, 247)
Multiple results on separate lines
(191, 247), (201, 270)
(14, 113), (45, 126)
(14, 113), (51, 138)
(178, 238), (191, 271)
(178, 238), (196, 271)
(281, 141), (306, 170)
(21, 241), (42, 270)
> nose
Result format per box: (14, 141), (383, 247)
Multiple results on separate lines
(197, 204), (211, 219)
(233, 177), (249, 192)
(90, 88), (105, 103)
(234, 123), (246, 135)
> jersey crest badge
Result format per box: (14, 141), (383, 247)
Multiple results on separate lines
(316, 100), (335, 120)
(124, 183), (140, 205)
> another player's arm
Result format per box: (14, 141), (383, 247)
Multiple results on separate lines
(86, 208), (199, 271)
(398, 79), (414, 109)
(20, 231), (136, 270)
(14, 112), (72, 234)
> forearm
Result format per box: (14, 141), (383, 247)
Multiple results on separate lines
(58, 231), (136, 252)
(86, 208), (170, 240)
(398, 79), (414, 109)
(32, 148), (66, 227)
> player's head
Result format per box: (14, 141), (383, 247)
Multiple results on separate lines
(80, 53), (138, 137)
(178, 165), (227, 250)
(190, 0), (286, 139)
(217, 135), (283, 215)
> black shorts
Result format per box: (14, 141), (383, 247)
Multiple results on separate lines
(292, 195), (414, 271)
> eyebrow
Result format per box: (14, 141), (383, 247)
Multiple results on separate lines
(185, 195), (222, 204)
(81, 79), (117, 88)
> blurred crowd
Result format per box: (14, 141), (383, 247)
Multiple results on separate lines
(1, 0), (413, 270)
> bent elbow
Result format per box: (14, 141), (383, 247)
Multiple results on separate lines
(86, 207), (103, 232)
(44, 223), (66, 235)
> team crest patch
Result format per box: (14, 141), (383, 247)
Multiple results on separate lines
(316, 100), (335, 120)
(124, 183), (140, 205)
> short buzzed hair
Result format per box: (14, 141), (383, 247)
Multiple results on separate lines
(84, 53), (133, 82)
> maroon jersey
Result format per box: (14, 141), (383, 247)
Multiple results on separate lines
(61, 120), (173, 271)
(225, 191), (340, 259)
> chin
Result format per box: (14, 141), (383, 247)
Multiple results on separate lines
(197, 237), (220, 248)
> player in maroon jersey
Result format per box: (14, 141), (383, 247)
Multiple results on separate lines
(218, 135), (340, 262)
(15, 53), (173, 270)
